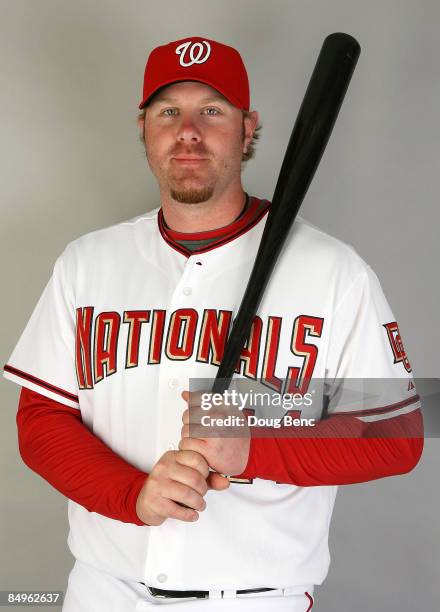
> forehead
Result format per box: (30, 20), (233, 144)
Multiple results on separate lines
(149, 81), (231, 105)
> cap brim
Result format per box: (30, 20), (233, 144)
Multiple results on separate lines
(138, 76), (246, 110)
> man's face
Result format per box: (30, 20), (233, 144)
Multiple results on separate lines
(140, 81), (257, 204)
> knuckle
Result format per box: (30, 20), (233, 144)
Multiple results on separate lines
(194, 456), (210, 478)
(190, 449), (205, 466)
(156, 451), (174, 472)
(179, 439), (190, 452)
(178, 448), (195, 464)
(181, 486), (195, 504)
(151, 465), (166, 483)
(164, 450), (176, 462)
(195, 452), (208, 469)
(190, 472), (205, 492)
(175, 449), (189, 466)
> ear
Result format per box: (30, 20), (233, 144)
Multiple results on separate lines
(243, 110), (259, 153)
(138, 114), (145, 139)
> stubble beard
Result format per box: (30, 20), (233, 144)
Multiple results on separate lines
(148, 152), (217, 204)
(169, 184), (215, 204)
(165, 163), (218, 204)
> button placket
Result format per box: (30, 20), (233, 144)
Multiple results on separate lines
(142, 256), (207, 590)
(143, 516), (187, 588)
(176, 255), (205, 300)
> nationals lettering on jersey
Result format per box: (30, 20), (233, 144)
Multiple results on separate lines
(3, 205), (421, 590)
(75, 306), (324, 395)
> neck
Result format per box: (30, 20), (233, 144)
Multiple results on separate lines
(159, 182), (247, 233)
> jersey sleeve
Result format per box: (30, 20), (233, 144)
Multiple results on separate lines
(3, 249), (80, 409)
(324, 264), (421, 423)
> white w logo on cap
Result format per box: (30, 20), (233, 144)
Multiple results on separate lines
(175, 40), (211, 67)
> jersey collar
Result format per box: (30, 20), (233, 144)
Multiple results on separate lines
(157, 195), (270, 257)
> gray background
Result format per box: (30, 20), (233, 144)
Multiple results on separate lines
(1, 0), (438, 610)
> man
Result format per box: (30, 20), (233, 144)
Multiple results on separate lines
(3, 36), (423, 611)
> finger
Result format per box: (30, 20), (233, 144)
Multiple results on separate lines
(180, 424), (190, 439)
(162, 480), (207, 512)
(179, 437), (206, 456)
(175, 449), (209, 477)
(156, 496), (200, 522)
(186, 390), (210, 408)
(207, 472), (230, 491)
(168, 463), (209, 496)
(182, 408), (189, 425)
(181, 390), (206, 406)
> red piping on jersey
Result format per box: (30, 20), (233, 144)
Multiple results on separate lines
(305, 591), (314, 610)
(157, 196), (270, 257)
(331, 393), (420, 417)
(3, 364), (79, 403)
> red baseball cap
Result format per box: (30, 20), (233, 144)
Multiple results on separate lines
(139, 36), (250, 110)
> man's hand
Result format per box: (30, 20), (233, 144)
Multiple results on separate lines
(179, 390), (251, 476)
(135, 449), (229, 526)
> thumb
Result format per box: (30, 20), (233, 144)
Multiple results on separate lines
(207, 471), (230, 491)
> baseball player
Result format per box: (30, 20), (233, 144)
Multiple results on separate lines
(3, 36), (423, 611)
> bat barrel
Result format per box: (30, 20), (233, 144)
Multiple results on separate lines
(271, 33), (361, 213)
(212, 33), (361, 394)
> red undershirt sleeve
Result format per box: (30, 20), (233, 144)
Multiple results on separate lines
(16, 387), (148, 526)
(234, 409), (424, 485)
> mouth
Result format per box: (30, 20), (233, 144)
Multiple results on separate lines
(171, 157), (209, 165)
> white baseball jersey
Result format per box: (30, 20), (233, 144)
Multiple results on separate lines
(3, 197), (420, 591)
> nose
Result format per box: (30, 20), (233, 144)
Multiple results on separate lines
(176, 113), (202, 144)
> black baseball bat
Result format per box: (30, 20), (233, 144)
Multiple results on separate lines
(212, 32), (361, 394)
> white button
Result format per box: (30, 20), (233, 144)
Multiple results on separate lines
(168, 378), (178, 388)
(182, 287), (192, 296)
(157, 573), (167, 583)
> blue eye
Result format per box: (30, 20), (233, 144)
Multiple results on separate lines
(160, 107), (220, 117)
(162, 108), (178, 116)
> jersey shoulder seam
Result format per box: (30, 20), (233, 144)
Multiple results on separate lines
(333, 266), (371, 316)
(61, 208), (160, 253)
(296, 215), (361, 255)
(120, 207), (160, 225)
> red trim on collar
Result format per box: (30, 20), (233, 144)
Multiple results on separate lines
(158, 196), (270, 257)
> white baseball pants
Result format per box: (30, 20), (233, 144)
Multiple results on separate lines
(62, 560), (315, 612)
